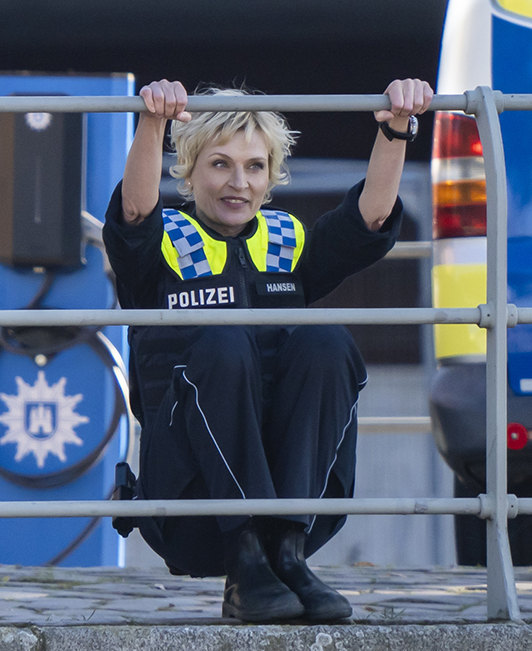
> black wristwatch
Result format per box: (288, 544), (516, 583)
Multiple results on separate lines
(379, 115), (418, 143)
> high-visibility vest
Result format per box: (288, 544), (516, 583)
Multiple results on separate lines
(161, 208), (305, 279)
(129, 207), (307, 421)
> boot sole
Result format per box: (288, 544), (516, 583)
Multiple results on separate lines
(222, 599), (305, 622)
(303, 602), (353, 622)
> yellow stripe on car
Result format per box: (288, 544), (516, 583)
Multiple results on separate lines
(497, 0), (532, 19)
(432, 262), (487, 359)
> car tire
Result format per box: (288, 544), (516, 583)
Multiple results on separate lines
(454, 475), (486, 566)
(454, 474), (532, 566)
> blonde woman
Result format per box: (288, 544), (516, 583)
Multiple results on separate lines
(103, 78), (432, 623)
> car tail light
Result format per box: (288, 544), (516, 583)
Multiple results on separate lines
(432, 112), (487, 239)
(507, 422), (529, 451)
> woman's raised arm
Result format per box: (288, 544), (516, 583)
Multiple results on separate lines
(121, 80), (191, 225)
(359, 78), (433, 231)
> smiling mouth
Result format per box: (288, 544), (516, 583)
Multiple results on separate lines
(222, 197), (248, 204)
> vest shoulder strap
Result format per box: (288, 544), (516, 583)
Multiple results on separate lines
(255, 209), (304, 273)
(162, 209), (213, 279)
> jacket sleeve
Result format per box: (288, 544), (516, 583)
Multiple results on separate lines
(299, 179), (403, 305)
(102, 181), (165, 308)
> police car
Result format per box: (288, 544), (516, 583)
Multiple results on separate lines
(430, 0), (532, 565)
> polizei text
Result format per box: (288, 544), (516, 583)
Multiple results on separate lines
(168, 286), (236, 309)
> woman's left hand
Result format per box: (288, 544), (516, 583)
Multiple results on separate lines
(374, 78), (433, 129)
(359, 79), (433, 230)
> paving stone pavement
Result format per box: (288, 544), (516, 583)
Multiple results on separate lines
(1, 563), (532, 626)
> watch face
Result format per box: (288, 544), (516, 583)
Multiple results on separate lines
(409, 116), (419, 138)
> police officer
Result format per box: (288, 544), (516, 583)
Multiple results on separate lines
(103, 78), (433, 622)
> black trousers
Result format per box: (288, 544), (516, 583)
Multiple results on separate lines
(136, 324), (366, 577)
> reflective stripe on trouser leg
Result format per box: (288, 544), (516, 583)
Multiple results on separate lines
(263, 325), (364, 538)
(172, 326), (278, 531)
(173, 365), (246, 499)
(308, 396), (360, 534)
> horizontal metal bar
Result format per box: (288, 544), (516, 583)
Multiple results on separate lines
(0, 92), (531, 116)
(0, 93), (470, 114)
(501, 94), (532, 111)
(358, 416), (432, 434)
(0, 95), (145, 114)
(517, 308), (532, 323)
(386, 241), (432, 259)
(517, 498), (532, 514)
(0, 497), (482, 518)
(0, 307), (481, 327)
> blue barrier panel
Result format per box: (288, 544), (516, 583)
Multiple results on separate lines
(493, 16), (532, 397)
(0, 73), (134, 566)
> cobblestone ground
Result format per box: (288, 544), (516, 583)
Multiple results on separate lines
(1, 564), (532, 626)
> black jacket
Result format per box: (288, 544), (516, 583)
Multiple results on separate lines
(103, 179), (403, 424)
(103, 179), (403, 311)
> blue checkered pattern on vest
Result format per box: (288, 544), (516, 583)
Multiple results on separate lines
(163, 210), (213, 279)
(261, 210), (297, 272)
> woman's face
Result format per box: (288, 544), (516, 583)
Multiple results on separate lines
(187, 129), (270, 237)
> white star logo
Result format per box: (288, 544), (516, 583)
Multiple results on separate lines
(0, 372), (88, 469)
(25, 112), (53, 131)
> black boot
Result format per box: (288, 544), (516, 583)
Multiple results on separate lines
(222, 524), (304, 622)
(268, 523), (352, 621)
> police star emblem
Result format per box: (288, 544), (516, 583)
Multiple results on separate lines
(24, 112), (53, 131)
(0, 372), (88, 468)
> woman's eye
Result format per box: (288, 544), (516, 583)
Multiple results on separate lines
(213, 160), (227, 168)
(250, 162), (265, 170)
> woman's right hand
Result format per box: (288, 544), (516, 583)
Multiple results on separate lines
(139, 79), (192, 122)
(122, 80), (190, 224)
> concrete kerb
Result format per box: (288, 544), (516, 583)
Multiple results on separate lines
(3, 623), (532, 651)
(0, 628), (40, 651)
(5, 563), (532, 647)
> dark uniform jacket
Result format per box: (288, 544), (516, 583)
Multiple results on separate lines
(103, 179), (403, 425)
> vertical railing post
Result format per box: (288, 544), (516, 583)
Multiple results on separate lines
(466, 86), (520, 621)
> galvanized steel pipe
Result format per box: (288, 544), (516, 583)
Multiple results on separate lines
(0, 93), (470, 114)
(0, 307), (482, 328)
(358, 416), (432, 434)
(0, 91), (529, 115)
(0, 497), (482, 519)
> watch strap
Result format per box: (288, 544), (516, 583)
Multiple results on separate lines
(379, 115), (418, 142)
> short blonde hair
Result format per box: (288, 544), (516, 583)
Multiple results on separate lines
(169, 87), (299, 203)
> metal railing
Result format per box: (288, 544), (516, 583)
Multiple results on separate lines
(0, 87), (528, 622)
(358, 416), (432, 434)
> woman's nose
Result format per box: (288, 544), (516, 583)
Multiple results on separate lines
(229, 166), (247, 190)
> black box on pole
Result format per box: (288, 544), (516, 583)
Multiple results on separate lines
(0, 105), (84, 268)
